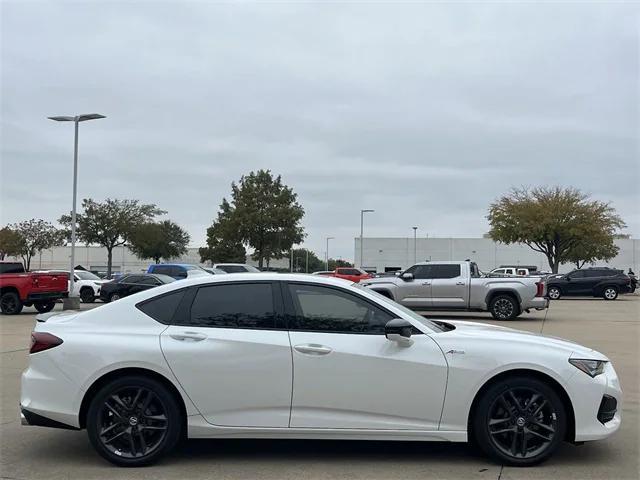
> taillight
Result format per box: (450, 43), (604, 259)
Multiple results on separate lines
(30, 332), (63, 354)
(535, 282), (545, 297)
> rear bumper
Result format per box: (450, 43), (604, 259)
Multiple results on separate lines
(21, 407), (78, 430)
(523, 297), (549, 311)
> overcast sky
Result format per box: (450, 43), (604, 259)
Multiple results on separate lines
(1, 1), (638, 261)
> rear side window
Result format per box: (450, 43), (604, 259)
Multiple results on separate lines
(431, 265), (461, 279)
(137, 289), (186, 324)
(218, 265), (246, 273)
(0, 262), (25, 274)
(187, 283), (275, 329)
(151, 265), (172, 276)
(171, 267), (187, 278)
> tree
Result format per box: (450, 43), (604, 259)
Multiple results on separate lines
(202, 170), (305, 269)
(9, 219), (64, 270)
(59, 198), (165, 276)
(0, 226), (24, 260)
(328, 258), (353, 270)
(488, 187), (625, 273)
(565, 233), (620, 269)
(200, 199), (247, 264)
(290, 248), (324, 272)
(129, 220), (190, 264)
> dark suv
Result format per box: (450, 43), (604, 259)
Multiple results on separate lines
(547, 267), (631, 301)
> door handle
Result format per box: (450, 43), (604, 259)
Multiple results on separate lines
(294, 344), (332, 356)
(456, 282), (466, 286)
(170, 331), (207, 342)
(422, 282), (431, 286)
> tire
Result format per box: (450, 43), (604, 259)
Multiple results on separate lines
(0, 291), (23, 315)
(547, 286), (561, 300)
(110, 293), (121, 302)
(472, 376), (567, 466)
(602, 286), (618, 301)
(86, 375), (182, 467)
(489, 295), (519, 320)
(34, 301), (55, 313)
(80, 287), (96, 303)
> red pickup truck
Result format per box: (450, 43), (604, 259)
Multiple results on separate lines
(333, 267), (373, 283)
(0, 262), (68, 315)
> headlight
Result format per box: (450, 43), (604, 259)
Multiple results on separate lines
(569, 358), (607, 378)
(93, 282), (102, 286)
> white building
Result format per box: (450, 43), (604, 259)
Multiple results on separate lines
(11, 245), (289, 274)
(355, 237), (640, 274)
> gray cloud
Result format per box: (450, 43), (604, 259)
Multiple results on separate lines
(1, 1), (638, 261)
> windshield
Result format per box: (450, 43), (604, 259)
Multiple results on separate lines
(75, 271), (101, 280)
(353, 284), (444, 332)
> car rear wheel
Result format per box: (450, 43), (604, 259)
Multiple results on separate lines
(472, 376), (566, 466)
(489, 295), (519, 320)
(0, 292), (23, 315)
(86, 376), (182, 467)
(109, 293), (121, 302)
(34, 301), (56, 313)
(80, 287), (96, 303)
(547, 286), (561, 300)
(603, 286), (618, 300)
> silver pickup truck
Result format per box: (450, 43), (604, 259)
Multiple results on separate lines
(361, 261), (548, 320)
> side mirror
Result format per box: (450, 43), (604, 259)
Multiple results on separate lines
(566, 276), (571, 281)
(385, 318), (414, 346)
(400, 272), (414, 281)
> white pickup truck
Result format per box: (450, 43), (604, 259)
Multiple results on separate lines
(361, 261), (548, 320)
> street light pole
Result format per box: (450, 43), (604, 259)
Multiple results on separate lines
(326, 237), (334, 271)
(359, 209), (374, 269)
(49, 113), (105, 309)
(413, 226), (418, 264)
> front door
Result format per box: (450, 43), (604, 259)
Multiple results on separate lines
(396, 264), (435, 308)
(160, 281), (292, 427)
(565, 270), (592, 295)
(285, 282), (447, 430)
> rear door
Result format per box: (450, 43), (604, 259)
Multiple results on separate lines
(160, 281), (293, 427)
(430, 264), (468, 308)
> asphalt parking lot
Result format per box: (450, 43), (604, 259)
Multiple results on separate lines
(1, 296), (638, 480)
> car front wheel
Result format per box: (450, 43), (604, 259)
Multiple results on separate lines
(473, 376), (566, 466)
(80, 287), (96, 303)
(547, 286), (561, 300)
(0, 292), (23, 315)
(603, 286), (618, 300)
(86, 375), (182, 467)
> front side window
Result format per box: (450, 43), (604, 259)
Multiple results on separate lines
(412, 265), (435, 279)
(287, 283), (393, 334)
(138, 276), (160, 286)
(187, 283), (275, 329)
(124, 275), (143, 284)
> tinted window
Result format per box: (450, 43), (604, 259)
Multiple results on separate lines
(568, 271), (585, 278)
(137, 289), (186, 324)
(171, 267), (187, 278)
(138, 276), (160, 286)
(188, 283), (275, 329)
(151, 266), (172, 276)
(586, 269), (616, 278)
(288, 284), (393, 334)
(0, 263), (25, 274)
(124, 275), (143, 283)
(218, 265), (246, 273)
(411, 265), (435, 279)
(431, 264), (461, 279)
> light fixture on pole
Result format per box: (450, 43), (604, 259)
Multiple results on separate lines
(359, 209), (374, 268)
(325, 237), (334, 271)
(413, 226), (418, 264)
(48, 113), (106, 310)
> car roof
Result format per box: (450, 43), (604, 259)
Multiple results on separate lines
(152, 263), (198, 267)
(160, 272), (352, 288)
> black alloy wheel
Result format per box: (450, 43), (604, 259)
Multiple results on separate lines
(490, 295), (519, 320)
(87, 376), (181, 466)
(80, 288), (96, 303)
(0, 292), (23, 315)
(473, 377), (566, 466)
(34, 301), (56, 313)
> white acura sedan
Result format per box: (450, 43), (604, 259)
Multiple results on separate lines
(21, 274), (621, 467)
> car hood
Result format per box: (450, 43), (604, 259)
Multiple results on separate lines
(361, 276), (402, 286)
(434, 320), (606, 360)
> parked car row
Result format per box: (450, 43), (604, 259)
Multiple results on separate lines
(0, 262), (68, 314)
(312, 267), (372, 283)
(546, 267), (633, 300)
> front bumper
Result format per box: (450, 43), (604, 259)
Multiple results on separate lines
(568, 361), (622, 442)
